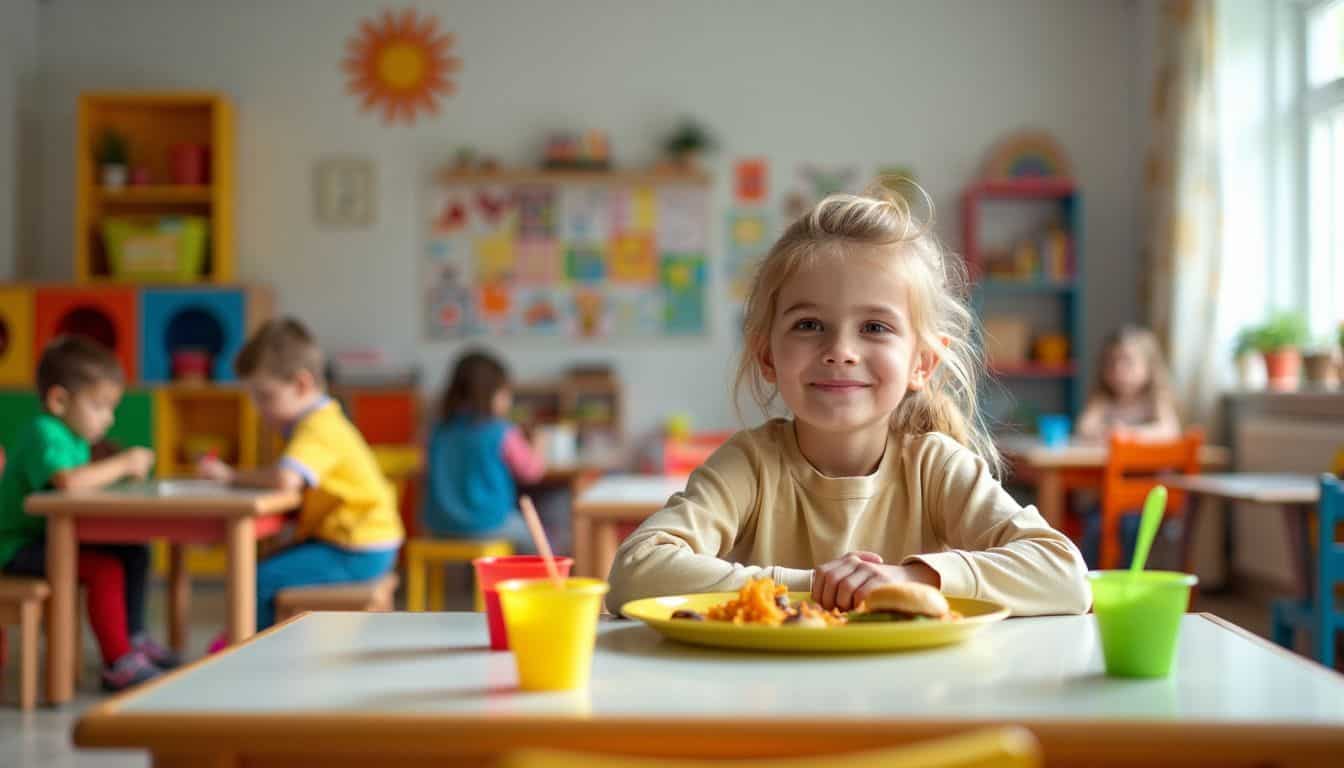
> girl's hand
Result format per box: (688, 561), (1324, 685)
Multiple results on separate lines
(812, 552), (940, 612)
(196, 456), (235, 484)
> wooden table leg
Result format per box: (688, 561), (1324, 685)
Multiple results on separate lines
(225, 517), (256, 643)
(595, 520), (620, 581)
(167, 543), (190, 653)
(45, 514), (76, 704)
(573, 509), (592, 578)
(1037, 469), (1064, 529)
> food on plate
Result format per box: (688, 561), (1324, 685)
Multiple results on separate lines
(669, 578), (846, 627)
(846, 582), (961, 623)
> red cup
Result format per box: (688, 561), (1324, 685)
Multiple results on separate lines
(473, 555), (574, 651)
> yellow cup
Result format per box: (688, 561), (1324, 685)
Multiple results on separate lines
(496, 577), (609, 691)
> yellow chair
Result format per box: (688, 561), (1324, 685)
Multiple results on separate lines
(500, 727), (1041, 768)
(404, 538), (513, 612)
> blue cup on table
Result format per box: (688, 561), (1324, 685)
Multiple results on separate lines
(1037, 414), (1071, 448)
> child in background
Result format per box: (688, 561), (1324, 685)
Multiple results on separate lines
(1075, 325), (1183, 567)
(198, 318), (402, 637)
(1075, 325), (1180, 442)
(0, 337), (176, 690)
(607, 188), (1090, 616)
(422, 349), (547, 553)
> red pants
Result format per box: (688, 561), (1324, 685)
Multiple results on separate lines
(77, 549), (132, 663)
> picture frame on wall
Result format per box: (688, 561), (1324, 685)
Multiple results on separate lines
(314, 155), (376, 228)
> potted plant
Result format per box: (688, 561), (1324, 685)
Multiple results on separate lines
(1251, 312), (1309, 392)
(1232, 328), (1266, 390)
(96, 130), (129, 188)
(661, 118), (715, 171)
(1303, 336), (1341, 389)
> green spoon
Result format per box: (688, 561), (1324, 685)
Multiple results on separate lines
(1130, 485), (1168, 572)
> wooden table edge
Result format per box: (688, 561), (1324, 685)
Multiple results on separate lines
(25, 490), (302, 517)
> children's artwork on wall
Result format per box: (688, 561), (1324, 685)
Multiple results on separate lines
(734, 158), (768, 204)
(424, 178), (709, 339)
(725, 210), (769, 302)
(661, 254), (706, 335)
(344, 8), (460, 124)
(782, 164), (859, 223)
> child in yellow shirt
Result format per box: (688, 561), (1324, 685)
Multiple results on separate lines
(198, 318), (403, 638)
(608, 188), (1089, 617)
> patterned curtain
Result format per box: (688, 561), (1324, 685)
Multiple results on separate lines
(1141, 0), (1223, 426)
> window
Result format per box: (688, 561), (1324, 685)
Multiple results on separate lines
(1304, 1), (1344, 341)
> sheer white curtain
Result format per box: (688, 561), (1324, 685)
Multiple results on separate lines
(1142, 0), (1226, 427)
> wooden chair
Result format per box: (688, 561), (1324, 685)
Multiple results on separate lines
(1099, 431), (1203, 570)
(0, 576), (50, 710)
(500, 727), (1041, 768)
(274, 572), (400, 623)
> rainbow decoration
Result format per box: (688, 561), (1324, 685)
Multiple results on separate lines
(981, 132), (1073, 180)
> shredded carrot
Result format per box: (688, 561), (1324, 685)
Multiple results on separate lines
(705, 578), (789, 626)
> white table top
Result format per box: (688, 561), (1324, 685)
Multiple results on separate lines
(574, 474), (689, 507)
(111, 612), (1343, 724)
(1160, 473), (1321, 505)
(997, 435), (1230, 470)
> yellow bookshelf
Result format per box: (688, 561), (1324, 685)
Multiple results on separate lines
(75, 91), (235, 283)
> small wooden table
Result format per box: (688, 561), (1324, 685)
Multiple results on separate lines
(997, 436), (1231, 528)
(1161, 473), (1320, 596)
(74, 611), (1344, 767)
(26, 480), (299, 705)
(571, 474), (687, 578)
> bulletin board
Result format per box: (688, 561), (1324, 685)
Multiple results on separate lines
(423, 174), (709, 339)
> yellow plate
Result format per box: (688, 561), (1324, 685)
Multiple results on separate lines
(621, 591), (1008, 653)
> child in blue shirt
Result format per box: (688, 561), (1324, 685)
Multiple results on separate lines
(423, 349), (546, 551)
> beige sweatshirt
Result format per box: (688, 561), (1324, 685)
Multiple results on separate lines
(608, 420), (1091, 617)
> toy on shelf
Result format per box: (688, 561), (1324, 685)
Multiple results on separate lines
(542, 130), (611, 171)
(980, 131), (1074, 180)
(76, 91), (234, 283)
(660, 117), (716, 172)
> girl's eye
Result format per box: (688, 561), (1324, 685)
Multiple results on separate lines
(862, 321), (892, 334)
(793, 319), (822, 332)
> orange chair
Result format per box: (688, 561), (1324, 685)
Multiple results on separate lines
(1099, 431), (1203, 570)
(662, 431), (733, 475)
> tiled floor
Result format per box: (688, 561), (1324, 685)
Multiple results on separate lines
(0, 573), (1298, 768)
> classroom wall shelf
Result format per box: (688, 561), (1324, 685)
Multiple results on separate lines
(962, 178), (1083, 429)
(33, 285), (140, 382)
(76, 91), (234, 283)
(437, 168), (711, 186)
(335, 387), (421, 446)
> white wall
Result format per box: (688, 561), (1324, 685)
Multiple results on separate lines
(0, 0), (39, 280)
(32, 0), (1144, 441)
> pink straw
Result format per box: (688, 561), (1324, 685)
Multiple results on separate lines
(519, 495), (564, 590)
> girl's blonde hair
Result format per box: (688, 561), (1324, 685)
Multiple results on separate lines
(1093, 325), (1174, 406)
(734, 183), (1001, 475)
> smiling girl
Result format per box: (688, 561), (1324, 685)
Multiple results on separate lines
(606, 188), (1090, 617)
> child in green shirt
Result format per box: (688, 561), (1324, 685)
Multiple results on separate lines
(0, 336), (177, 690)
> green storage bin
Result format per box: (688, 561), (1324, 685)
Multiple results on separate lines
(102, 216), (207, 282)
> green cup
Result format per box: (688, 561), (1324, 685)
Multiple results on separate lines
(1087, 570), (1197, 678)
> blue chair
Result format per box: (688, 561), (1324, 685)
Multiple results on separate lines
(1271, 475), (1343, 667)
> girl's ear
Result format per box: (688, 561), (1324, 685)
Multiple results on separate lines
(907, 337), (946, 391)
(757, 338), (777, 384)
